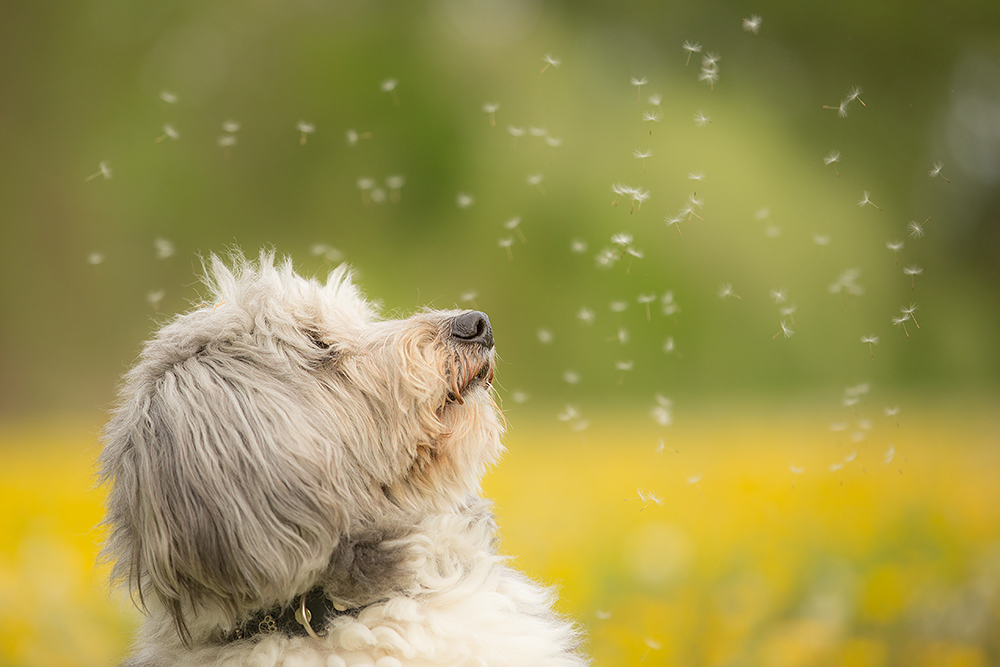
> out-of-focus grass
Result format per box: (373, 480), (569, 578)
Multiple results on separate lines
(1, 407), (998, 666)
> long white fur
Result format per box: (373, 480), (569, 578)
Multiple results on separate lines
(99, 250), (587, 666)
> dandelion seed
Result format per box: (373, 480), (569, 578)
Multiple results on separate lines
(858, 191), (882, 211)
(772, 319), (794, 339)
(85, 160), (112, 181)
(688, 171), (706, 182)
(507, 126), (525, 139)
(386, 175), (405, 203)
(630, 188), (650, 213)
(892, 314), (911, 338)
(498, 237), (514, 260)
(699, 68), (719, 89)
(159, 90), (178, 104)
(638, 294), (657, 320)
(907, 218), (927, 239)
(616, 360), (634, 372)
(885, 406), (900, 427)
(609, 299), (628, 313)
(846, 86), (866, 107)
(770, 288), (788, 304)
(557, 405), (579, 422)
(718, 283), (741, 300)
(459, 291), (477, 306)
(526, 173), (546, 195)
(154, 238), (175, 259)
(570, 239), (587, 254)
(540, 54), (561, 73)
(780, 304), (797, 325)
(537, 328), (553, 344)
(379, 77), (400, 105)
(615, 327), (629, 344)
(154, 124), (180, 143)
(642, 110), (662, 134)
(829, 462), (844, 472)
(861, 335), (879, 359)
(504, 216), (526, 243)
(903, 264), (923, 290)
(682, 40), (702, 66)
(578, 307), (595, 325)
(610, 183), (632, 207)
(297, 121), (315, 145)
(595, 610), (612, 620)
(742, 14), (762, 35)
(693, 111), (711, 127)
(456, 193), (475, 209)
(311, 244), (344, 262)
(544, 136), (562, 148)
(647, 94), (662, 106)
(662, 292), (679, 317)
(664, 214), (685, 236)
(563, 370), (580, 384)
(370, 188), (387, 204)
(345, 129), (373, 146)
(829, 268), (864, 296)
(651, 396), (673, 426)
(482, 102), (499, 127)
(687, 474), (702, 485)
(663, 337), (676, 354)
(630, 76), (648, 101)
(886, 240), (904, 265)
(633, 148), (652, 172)
(814, 234), (831, 247)
(87, 252), (105, 265)
(844, 450), (858, 463)
(222, 120), (241, 133)
(901, 303), (920, 328)
(884, 445), (895, 464)
(146, 290), (165, 311)
(823, 150), (841, 176)
(528, 127), (548, 138)
(511, 391), (529, 404)
(218, 134), (237, 149)
(789, 464), (804, 474)
(929, 161), (950, 183)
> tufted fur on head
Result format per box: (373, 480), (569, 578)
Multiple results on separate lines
(99, 251), (586, 666)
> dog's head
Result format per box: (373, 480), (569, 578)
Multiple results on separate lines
(98, 251), (502, 640)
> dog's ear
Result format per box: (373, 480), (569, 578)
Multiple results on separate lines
(100, 351), (350, 642)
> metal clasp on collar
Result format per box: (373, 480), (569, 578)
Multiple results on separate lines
(295, 595), (323, 640)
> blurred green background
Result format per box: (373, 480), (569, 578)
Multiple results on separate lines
(2, 0), (1000, 665)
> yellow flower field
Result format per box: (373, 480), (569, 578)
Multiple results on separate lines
(1, 404), (997, 666)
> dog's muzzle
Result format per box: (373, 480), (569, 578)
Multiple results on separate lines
(446, 311), (495, 403)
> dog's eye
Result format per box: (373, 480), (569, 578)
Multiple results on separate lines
(305, 330), (332, 351)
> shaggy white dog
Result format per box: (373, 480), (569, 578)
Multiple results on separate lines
(99, 252), (587, 667)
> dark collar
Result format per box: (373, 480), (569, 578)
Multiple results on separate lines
(225, 587), (365, 643)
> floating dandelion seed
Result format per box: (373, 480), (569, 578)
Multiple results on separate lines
(526, 173), (546, 194)
(570, 239), (587, 254)
(610, 183), (632, 207)
(901, 303), (920, 328)
(222, 120), (241, 133)
(780, 304), (797, 325)
(630, 188), (650, 213)
(718, 283), (741, 300)
(642, 110), (662, 134)
(507, 126), (525, 138)
(557, 405), (579, 422)
(511, 391), (529, 404)
(87, 252), (105, 265)
(664, 214), (685, 236)
(884, 445), (895, 464)
(609, 299), (628, 313)
(647, 94), (662, 106)
(663, 337), (676, 354)
(651, 396), (673, 426)
(770, 288), (788, 304)
(662, 292), (680, 317)
(346, 129), (373, 146)
(892, 314), (911, 338)
(577, 307), (595, 325)
(311, 244), (344, 262)
(386, 175), (405, 203)
(824, 150), (841, 176)
(907, 218), (927, 239)
(814, 234), (831, 247)
(772, 319), (794, 339)
(159, 90), (178, 104)
(682, 40), (702, 65)
(903, 264), (923, 290)
(688, 171), (706, 181)
(459, 291), (477, 305)
(482, 102), (499, 127)
(789, 464), (804, 474)
(146, 290), (165, 311)
(537, 329), (554, 344)
(456, 193), (475, 209)
(297, 121), (315, 145)
(155, 124), (179, 143)
(615, 360), (634, 372)
(886, 240), (905, 265)
(563, 371), (580, 384)
(498, 237), (514, 260)
(633, 148), (652, 172)
(615, 327), (629, 344)
(540, 54), (561, 73)
(544, 136), (562, 148)
(630, 77), (649, 101)
(380, 78), (399, 105)
(846, 86), (866, 107)
(630, 489), (664, 511)
(687, 474), (702, 485)
(528, 127), (547, 138)
(218, 134), (237, 150)
(929, 161), (950, 183)
(742, 14), (762, 35)
(504, 216), (526, 243)
(154, 238), (175, 259)
(638, 294), (657, 320)
(693, 111), (711, 127)
(861, 335), (879, 359)
(85, 160), (112, 181)
(858, 191), (882, 210)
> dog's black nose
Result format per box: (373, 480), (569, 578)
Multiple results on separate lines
(451, 311), (494, 349)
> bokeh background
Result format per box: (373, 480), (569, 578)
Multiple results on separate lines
(1, 0), (999, 665)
